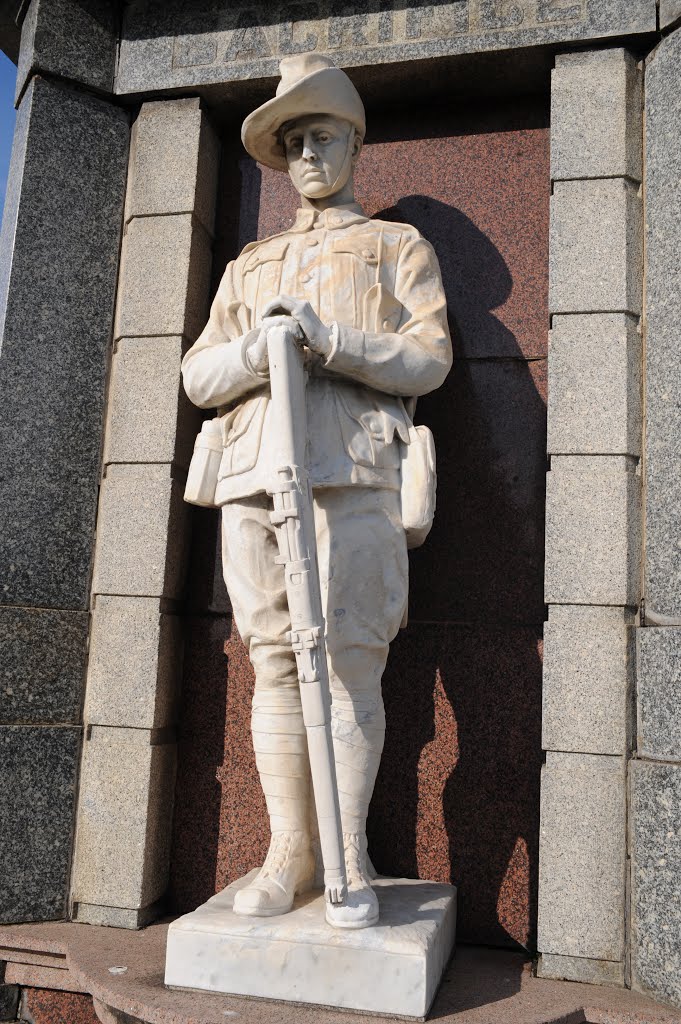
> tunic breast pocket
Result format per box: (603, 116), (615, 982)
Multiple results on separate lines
(243, 238), (290, 311)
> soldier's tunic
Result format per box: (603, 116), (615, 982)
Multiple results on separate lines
(182, 202), (451, 834)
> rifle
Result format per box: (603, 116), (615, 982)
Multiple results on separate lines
(265, 323), (347, 910)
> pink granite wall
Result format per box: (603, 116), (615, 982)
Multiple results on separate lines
(170, 98), (549, 949)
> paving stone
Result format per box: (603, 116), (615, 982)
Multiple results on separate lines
(0, 77), (128, 611)
(0, 725), (81, 923)
(86, 597), (182, 731)
(637, 627), (681, 761)
(543, 606), (634, 755)
(538, 751), (626, 962)
(549, 178), (642, 315)
(114, 214), (212, 343)
(91, 464), (190, 600)
(547, 313), (641, 456)
(630, 760), (681, 1008)
(15, 0), (117, 103)
(545, 456), (641, 606)
(644, 29), (681, 624)
(537, 952), (624, 986)
(116, 1), (657, 96)
(0, 607), (88, 725)
(551, 48), (642, 183)
(72, 726), (176, 916)
(104, 336), (200, 471)
(126, 98), (219, 234)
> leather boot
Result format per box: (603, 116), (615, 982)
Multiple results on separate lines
(234, 688), (315, 917)
(325, 692), (385, 929)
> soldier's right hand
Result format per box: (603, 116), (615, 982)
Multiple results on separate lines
(245, 315), (302, 375)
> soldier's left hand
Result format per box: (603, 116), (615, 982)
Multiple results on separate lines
(263, 296), (332, 359)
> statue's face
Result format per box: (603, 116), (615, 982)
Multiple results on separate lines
(282, 114), (360, 199)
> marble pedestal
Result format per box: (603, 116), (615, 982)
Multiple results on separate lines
(165, 872), (457, 1018)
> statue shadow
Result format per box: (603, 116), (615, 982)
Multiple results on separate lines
(366, 196), (546, 966)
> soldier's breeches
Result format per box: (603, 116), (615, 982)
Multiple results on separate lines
(221, 487), (408, 835)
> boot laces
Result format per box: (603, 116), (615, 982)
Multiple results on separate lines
(260, 832), (293, 880)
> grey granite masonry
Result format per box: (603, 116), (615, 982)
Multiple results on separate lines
(0, 76), (129, 610)
(15, 0), (118, 104)
(637, 628), (681, 761)
(0, 726), (81, 923)
(538, 751), (626, 963)
(630, 761), (681, 1008)
(550, 49), (642, 183)
(643, 27), (681, 624)
(0, 608), (88, 725)
(116, 0), (656, 96)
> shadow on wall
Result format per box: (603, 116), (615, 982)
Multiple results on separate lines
(170, 110), (548, 955)
(366, 197), (545, 951)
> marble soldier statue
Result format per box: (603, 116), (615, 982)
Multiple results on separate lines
(182, 53), (452, 929)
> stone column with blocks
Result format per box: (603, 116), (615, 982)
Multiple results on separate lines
(70, 98), (219, 929)
(0, 28), (128, 923)
(537, 49), (643, 987)
(630, 24), (681, 1010)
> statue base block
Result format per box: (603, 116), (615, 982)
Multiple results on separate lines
(165, 872), (457, 1019)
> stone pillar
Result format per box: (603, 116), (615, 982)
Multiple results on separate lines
(0, 67), (129, 921)
(70, 98), (219, 928)
(630, 25), (681, 1010)
(537, 49), (643, 986)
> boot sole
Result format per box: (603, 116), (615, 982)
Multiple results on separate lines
(233, 876), (315, 918)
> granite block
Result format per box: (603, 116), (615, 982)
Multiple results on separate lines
(15, 0), (117, 103)
(73, 902), (161, 930)
(549, 178), (642, 315)
(91, 464), (189, 600)
(543, 605), (634, 755)
(0, 77), (128, 611)
(0, 983), (18, 1021)
(660, 1), (681, 27)
(547, 313), (641, 456)
(114, 214), (212, 343)
(644, 29), (681, 624)
(0, 607), (87, 725)
(0, 725), (81, 923)
(637, 627), (681, 761)
(545, 456), (641, 606)
(72, 726), (176, 915)
(538, 751), (626, 961)
(116, 1), (656, 96)
(630, 760), (681, 1008)
(551, 48), (642, 182)
(104, 336), (200, 471)
(126, 99), (219, 234)
(20, 987), (99, 1024)
(537, 952), (624, 986)
(86, 597), (182, 731)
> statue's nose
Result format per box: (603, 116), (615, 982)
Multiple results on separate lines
(303, 144), (317, 161)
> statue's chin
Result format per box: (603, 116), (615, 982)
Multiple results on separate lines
(299, 180), (336, 199)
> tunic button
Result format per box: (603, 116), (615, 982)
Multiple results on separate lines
(362, 249), (375, 259)
(301, 273), (312, 283)
(307, 237), (319, 246)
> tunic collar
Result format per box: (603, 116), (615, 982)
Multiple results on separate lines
(293, 203), (368, 231)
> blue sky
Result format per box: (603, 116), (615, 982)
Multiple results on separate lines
(0, 50), (17, 222)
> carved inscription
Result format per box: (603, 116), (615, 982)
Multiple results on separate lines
(172, 0), (586, 69)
